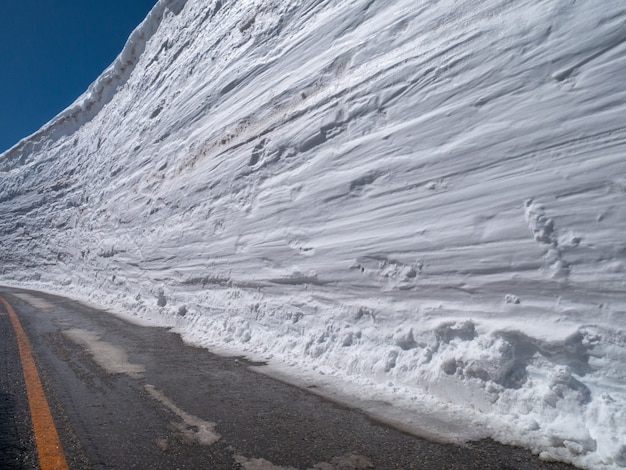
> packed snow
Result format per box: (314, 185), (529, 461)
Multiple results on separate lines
(1, 0), (625, 467)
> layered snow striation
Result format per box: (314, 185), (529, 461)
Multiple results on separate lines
(1, 0), (625, 468)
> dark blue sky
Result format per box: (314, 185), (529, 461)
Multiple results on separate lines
(0, 1), (157, 153)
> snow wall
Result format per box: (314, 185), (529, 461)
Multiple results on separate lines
(1, 0), (625, 468)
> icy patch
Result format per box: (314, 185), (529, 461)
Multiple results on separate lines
(13, 293), (56, 311)
(234, 453), (373, 470)
(145, 384), (220, 445)
(64, 328), (145, 378)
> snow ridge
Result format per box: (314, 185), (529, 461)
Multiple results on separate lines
(1, 1), (626, 468)
(0, 0), (188, 171)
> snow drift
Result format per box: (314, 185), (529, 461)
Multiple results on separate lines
(1, 0), (625, 468)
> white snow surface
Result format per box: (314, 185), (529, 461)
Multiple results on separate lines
(1, 0), (625, 467)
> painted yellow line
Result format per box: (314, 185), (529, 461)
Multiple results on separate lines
(0, 295), (69, 470)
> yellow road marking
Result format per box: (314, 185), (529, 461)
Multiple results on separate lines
(0, 295), (69, 470)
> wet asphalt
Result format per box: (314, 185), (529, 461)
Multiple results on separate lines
(0, 286), (580, 469)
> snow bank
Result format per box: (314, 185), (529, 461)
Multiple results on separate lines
(2, 0), (626, 468)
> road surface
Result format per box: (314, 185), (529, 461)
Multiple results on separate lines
(0, 286), (578, 469)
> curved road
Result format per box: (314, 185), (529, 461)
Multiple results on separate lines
(0, 286), (579, 469)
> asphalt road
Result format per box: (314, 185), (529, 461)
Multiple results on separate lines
(0, 286), (579, 470)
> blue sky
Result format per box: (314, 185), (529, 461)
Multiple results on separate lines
(0, 1), (157, 153)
